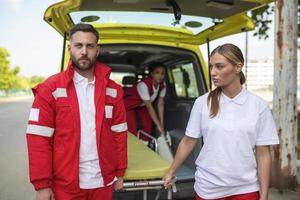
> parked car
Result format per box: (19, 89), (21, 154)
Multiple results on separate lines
(43, 0), (272, 199)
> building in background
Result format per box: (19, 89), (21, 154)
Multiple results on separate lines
(244, 58), (300, 107)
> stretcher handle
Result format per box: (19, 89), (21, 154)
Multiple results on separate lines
(137, 130), (158, 152)
(123, 180), (165, 187)
(137, 130), (156, 141)
(123, 177), (177, 190)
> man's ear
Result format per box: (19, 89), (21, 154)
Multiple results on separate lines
(96, 45), (100, 56)
(67, 44), (71, 52)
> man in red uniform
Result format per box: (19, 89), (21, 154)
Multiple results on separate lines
(26, 23), (127, 200)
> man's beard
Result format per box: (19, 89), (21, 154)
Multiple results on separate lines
(71, 54), (96, 71)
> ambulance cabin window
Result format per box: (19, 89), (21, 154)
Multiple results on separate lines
(171, 63), (199, 98)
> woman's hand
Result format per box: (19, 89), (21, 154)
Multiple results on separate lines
(144, 100), (165, 135)
(256, 145), (271, 200)
(163, 171), (175, 189)
(259, 197), (268, 200)
(157, 125), (165, 135)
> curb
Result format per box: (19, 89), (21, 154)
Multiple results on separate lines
(0, 96), (33, 103)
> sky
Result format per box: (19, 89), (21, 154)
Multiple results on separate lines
(0, 0), (62, 77)
(0, 0), (278, 77)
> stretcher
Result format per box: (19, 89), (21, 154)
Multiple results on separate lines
(121, 131), (176, 200)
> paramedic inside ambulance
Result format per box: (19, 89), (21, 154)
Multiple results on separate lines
(124, 62), (166, 141)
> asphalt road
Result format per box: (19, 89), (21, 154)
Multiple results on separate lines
(0, 97), (194, 200)
(0, 97), (35, 200)
(0, 98), (299, 200)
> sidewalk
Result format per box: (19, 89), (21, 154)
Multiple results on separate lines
(269, 188), (300, 200)
(270, 167), (300, 200)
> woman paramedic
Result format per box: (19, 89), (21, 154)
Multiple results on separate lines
(124, 62), (166, 141)
(163, 44), (279, 200)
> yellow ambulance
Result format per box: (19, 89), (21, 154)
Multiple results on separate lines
(44, 1), (272, 199)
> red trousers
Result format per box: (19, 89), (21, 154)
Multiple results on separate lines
(126, 106), (153, 141)
(196, 191), (259, 200)
(53, 185), (113, 200)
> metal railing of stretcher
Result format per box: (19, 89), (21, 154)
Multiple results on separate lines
(119, 130), (177, 200)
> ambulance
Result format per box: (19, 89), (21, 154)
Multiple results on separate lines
(44, 1), (272, 199)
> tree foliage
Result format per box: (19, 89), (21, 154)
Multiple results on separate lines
(13, 76), (31, 90)
(251, 1), (300, 40)
(0, 47), (45, 94)
(30, 75), (45, 88)
(0, 47), (20, 92)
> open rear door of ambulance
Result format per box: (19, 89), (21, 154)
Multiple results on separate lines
(44, 0), (272, 48)
(43, 0), (272, 94)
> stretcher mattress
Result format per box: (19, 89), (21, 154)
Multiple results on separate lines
(124, 133), (170, 180)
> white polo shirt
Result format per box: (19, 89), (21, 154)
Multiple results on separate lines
(74, 71), (103, 189)
(185, 88), (279, 199)
(137, 81), (166, 102)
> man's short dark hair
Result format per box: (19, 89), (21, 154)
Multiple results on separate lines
(69, 23), (99, 42)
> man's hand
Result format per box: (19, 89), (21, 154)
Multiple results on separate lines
(114, 177), (124, 191)
(36, 188), (55, 200)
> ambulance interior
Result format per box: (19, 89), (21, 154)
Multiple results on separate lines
(98, 43), (207, 184)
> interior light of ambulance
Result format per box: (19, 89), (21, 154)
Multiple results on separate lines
(184, 21), (202, 28)
(80, 15), (100, 23)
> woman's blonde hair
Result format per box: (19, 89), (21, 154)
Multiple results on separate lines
(208, 43), (246, 118)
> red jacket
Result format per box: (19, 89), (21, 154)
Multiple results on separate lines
(123, 77), (165, 110)
(26, 61), (127, 192)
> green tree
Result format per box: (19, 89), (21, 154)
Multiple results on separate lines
(30, 75), (45, 88)
(13, 76), (31, 90)
(251, 1), (300, 39)
(0, 47), (20, 93)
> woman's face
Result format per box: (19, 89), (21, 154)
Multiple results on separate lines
(151, 66), (165, 84)
(209, 53), (241, 88)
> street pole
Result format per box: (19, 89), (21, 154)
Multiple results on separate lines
(273, 0), (298, 189)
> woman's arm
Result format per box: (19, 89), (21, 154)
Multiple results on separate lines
(144, 100), (164, 134)
(163, 135), (198, 187)
(255, 145), (272, 200)
(157, 96), (165, 131)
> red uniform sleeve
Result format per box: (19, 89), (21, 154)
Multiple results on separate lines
(111, 86), (128, 177)
(26, 84), (55, 190)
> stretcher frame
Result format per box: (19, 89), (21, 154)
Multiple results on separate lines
(119, 130), (177, 200)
